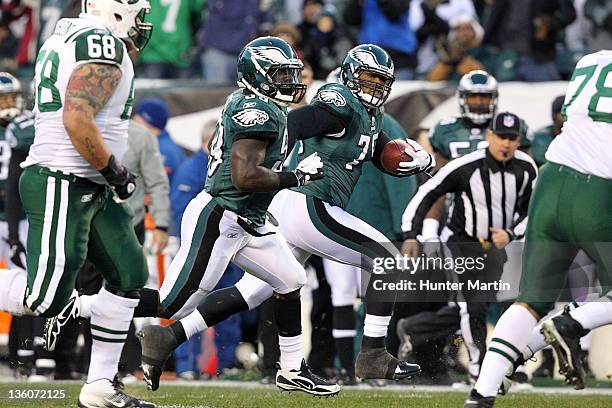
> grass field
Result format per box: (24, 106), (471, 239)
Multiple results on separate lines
(0, 382), (611, 408)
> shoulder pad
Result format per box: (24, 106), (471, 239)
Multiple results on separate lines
(73, 29), (124, 66)
(312, 83), (356, 121)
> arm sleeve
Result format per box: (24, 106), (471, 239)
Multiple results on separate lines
(287, 104), (345, 142)
(7, 149), (28, 243)
(401, 162), (462, 239)
(141, 133), (171, 229)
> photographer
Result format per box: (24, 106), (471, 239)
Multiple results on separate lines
(401, 112), (538, 383)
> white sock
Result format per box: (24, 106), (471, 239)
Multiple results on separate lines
(79, 294), (96, 319)
(87, 288), (138, 383)
(475, 305), (537, 397)
(180, 309), (208, 340)
(279, 334), (302, 371)
(363, 314), (391, 338)
(0, 269), (27, 315)
(523, 323), (548, 360)
(569, 298), (612, 330)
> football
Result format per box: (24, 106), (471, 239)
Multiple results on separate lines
(380, 139), (414, 173)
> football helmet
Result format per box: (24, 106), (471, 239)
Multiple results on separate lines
(237, 36), (306, 105)
(0, 72), (23, 125)
(341, 44), (395, 109)
(80, 0), (153, 49)
(457, 70), (498, 125)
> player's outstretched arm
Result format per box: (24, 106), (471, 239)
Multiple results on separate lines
(231, 138), (323, 192)
(63, 63), (121, 170)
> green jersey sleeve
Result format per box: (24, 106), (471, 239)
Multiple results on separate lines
(227, 96), (282, 142)
(6, 111), (35, 151)
(73, 29), (125, 66)
(428, 117), (459, 159)
(311, 83), (355, 126)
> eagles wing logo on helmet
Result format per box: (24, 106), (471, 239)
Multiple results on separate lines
(318, 90), (346, 107)
(232, 109), (270, 127)
(250, 47), (293, 64)
(350, 49), (393, 73)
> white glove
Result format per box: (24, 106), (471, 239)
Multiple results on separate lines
(294, 152), (324, 186)
(396, 139), (436, 175)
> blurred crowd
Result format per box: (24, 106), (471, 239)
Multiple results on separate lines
(2, 0), (612, 82)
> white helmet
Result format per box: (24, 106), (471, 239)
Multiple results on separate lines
(457, 70), (498, 125)
(80, 0), (153, 49)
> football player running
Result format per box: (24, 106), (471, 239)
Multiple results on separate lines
(137, 44), (433, 388)
(138, 36), (338, 396)
(465, 50), (612, 407)
(0, 1), (157, 407)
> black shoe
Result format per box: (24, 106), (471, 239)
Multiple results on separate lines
(355, 347), (421, 380)
(541, 307), (589, 390)
(44, 291), (80, 351)
(276, 359), (340, 396)
(137, 325), (179, 391)
(533, 349), (554, 378)
(464, 389), (495, 408)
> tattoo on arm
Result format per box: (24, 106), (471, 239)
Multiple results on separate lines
(63, 63), (122, 170)
(64, 63), (122, 116)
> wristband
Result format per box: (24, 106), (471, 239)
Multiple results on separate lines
(278, 172), (299, 189)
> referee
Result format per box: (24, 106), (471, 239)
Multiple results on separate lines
(400, 112), (538, 382)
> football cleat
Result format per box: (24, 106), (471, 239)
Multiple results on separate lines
(464, 389), (495, 408)
(541, 307), (589, 390)
(355, 347), (421, 381)
(138, 325), (180, 391)
(44, 290), (80, 351)
(78, 378), (156, 407)
(276, 359), (340, 396)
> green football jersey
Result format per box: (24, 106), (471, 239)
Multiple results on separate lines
(2, 111), (36, 221)
(429, 116), (533, 160)
(292, 83), (384, 209)
(7, 111), (36, 152)
(138, 0), (205, 67)
(205, 90), (289, 226)
(345, 114), (417, 240)
(530, 125), (555, 167)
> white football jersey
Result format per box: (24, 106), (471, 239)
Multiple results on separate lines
(546, 50), (612, 179)
(24, 17), (135, 182)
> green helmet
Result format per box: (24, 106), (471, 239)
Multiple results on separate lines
(340, 44), (395, 109)
(237, 36), (306, 105)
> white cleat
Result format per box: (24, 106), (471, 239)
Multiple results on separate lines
(78, 378), (156, 407)
(276, 359), (341, 397)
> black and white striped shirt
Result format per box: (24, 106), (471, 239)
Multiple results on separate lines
(402, 149), (538, 241)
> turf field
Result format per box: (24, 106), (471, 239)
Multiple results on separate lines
(0, 381), (611, 408)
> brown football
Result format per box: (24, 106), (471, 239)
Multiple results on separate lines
(380, 139), (413, 173)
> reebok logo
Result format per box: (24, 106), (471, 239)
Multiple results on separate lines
(81, 194), (93, 203)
